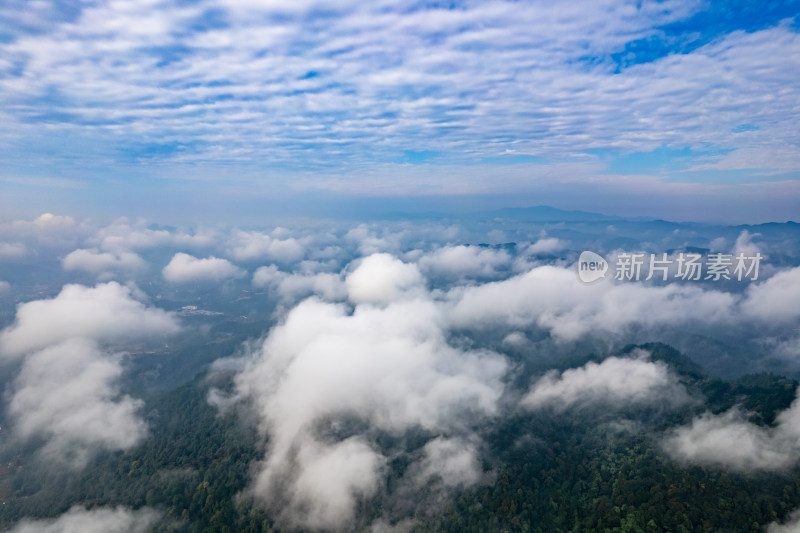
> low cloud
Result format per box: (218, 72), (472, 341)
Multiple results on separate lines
(253, 265), (347, 302)
(228, 230), (305, 263)
(0, 282), (180, 357)
(283, 436), (387, 530)
(665, 392), (800, 471)
(525, 237), (567, 256)
(9, 338), (148, 466)
(30, 213), (74, 228)
(448, 265), (736, 341)
(162, 252), (244, 283)
(62, 248), (146, 276)
(252, 265), (283, 288)
(741, 266), (800, 323)
(733, 230), (762, 256)
(218, 288), (507, 530)
(419, 245), (511, 279)
(0, 282), (180, 465)
(522, 352), (685, 410)
(6, 505), (161, 533)
(3, 213), (89, 248)
(88, 217), (217, 252)
(345, 253), (424, 305)
(345, 225), (406, 256)
(411, 437), (482, 489)
(278, 272), (347, 302)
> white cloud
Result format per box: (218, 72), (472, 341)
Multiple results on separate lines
(252, 265), (347, 302)
(9, 338), (149, 465)
(277, 272), (347, 302)
(284, 437), (386, 530)
(6, 505), (161, 533)
(0, 282), (180, 464)
(411, 437), (481, 488)
(419, 245), (511, 279)
(741, 266), (800, 323)
(8, 213), (79, 236)
(62, 248), (146, 276)
(0, 282), (180, 357)
(448, 265), (736, 341)
(162, 252), (244, 283)
(709, 236), (727, 252)
(501, 331), (528, 347)
(30, 213), (75, 228)
(89, 218), (172, 251)
(525, 238), (568, 256)
(449, 263), (800, 342)
(88, 218), (216, 252)
(220, 295), (507, 529)
(522, 352), (685, 410)
(345, 225), (405, 256)
(227, 230), (305, 263)
(665, 389), (800, 471)
(664, 409), (795, 471)
(346, 253), (424, 305)
(252, 264), (284, 288)
(733, 230), (762, 256)
(3, 213), (89, 247)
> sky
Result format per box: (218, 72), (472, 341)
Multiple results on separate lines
(0, 0), (799, 223)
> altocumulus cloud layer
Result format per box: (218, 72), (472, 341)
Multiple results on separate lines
(0, 282), (180, 465)
(0, 0), (798, 220)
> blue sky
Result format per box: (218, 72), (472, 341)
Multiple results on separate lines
(0, 0), (798, 223)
